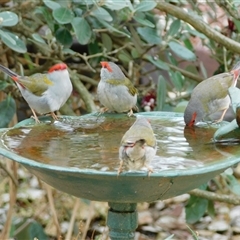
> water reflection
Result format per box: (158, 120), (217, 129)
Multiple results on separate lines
(1, 115), (240, 173)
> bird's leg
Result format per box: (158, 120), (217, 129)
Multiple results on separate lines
(117, 160), (124, 176)
(98, 107), (109, 116)
(51, 112), (59, 121)
(214, 108), (228, 123)
(145, 164), (153, 177)
(30, 108), (40, 123)
(127, 109), (134, 117)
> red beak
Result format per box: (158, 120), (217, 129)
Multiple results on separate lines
(187, 112), (197, 127)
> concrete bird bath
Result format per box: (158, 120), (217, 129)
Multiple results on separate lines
(1, 111), (240, 239)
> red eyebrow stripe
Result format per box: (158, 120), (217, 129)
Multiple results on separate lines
(101, 61), (112, 72)
(48, 63), (67, 73)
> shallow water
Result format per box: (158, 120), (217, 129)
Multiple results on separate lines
(1, 115), (240, 172)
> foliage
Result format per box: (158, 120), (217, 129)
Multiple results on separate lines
(1, 1), (240, 123)
(214, 87), (240, 140)
(185, 184), (209, 224)
(0, 0), (201, 123)
(2, 1), (240, 239)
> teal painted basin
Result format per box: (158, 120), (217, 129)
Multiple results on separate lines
(0, 111), (240, 203)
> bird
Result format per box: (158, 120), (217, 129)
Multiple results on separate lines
(118, 117), (157, 175)
(0, 63), (72, 123)
(184, 65), (240, 127)
(97, 61), (138, 116)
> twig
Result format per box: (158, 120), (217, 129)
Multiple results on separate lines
(81, 202), (95, 240)
(45, 184), (62, 239)
(167, 63), (204, 82)
(157, 2), (240, 54)
(79, 74), (98, 86)
(70, 70), (97, 113)
(189, 188), (240, 205)
(142, 55), (204, 83)
(75, 43), (132, 72)
(0, 160), (18, 240)
(216, 0), (240, 20)
(59, 102), (76, 116)
(65, 198), (80, 240)
(0, 160), (18, 187)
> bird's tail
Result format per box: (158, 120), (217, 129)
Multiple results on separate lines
(0, 64), (19, 81)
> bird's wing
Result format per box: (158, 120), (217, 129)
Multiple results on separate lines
(18, 74), (54, 96)
(124, 77), (138, 96)
(106, 77), (138, 96)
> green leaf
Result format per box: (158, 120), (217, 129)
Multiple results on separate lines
(185, 195), (208, 224)
(188, 28), (206, 39)
(13, 218), (48, 240)
(223, 173), (240, 195)
(137, 27), (161, 44)
(133, 16), (155, 28)
(104, 0), (132, 10)
(43, 0), (61, 10)
(171, 71), (184, 91)
(213, 87), (240, 141)
(0, 95), (16, 128)
(72, 17), (92, 45)
(118, 52), (131, 64)
(55, 28), (73, 47)
(74, 8), (83, 17)
(35, 7), (54, 32)
(91, 7), (112, 22)
(168, 41), (196, 61)
(134, 0), (157, 12)
(213, 119), (238, 140)
(145, 55), (169, 71)
(173, 101), (188, 113)
(199, 61), (208, 79)
(233, 0), (240, 7)
(207, 199), (215, 218)
(229, 86), (240, 114)
(0, 11), (18, 27)
(32, 33), (46, 44)
(0, 81), (9, 91)
(62, 48), (76, 55)
(167, 51), (178, 66)
(88, 41), (101, 66)
(101, 33), (112, 52)
(28, 220), (48, 239)
(0, 29), (15, 45)
(0, 31), (27, 53)
(98, 19), (130, 38)
(155, 75), (167, 111)
(53, 7), (74, 24)
(183, 38), (194, 51)
(233, 19), (240, 33)
(166, 19), (181, 37)
(131, 48), (140, 59)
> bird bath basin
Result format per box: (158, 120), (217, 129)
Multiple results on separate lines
(1, 111), (240, 239)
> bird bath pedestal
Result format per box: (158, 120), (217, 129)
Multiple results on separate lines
(1, 112), (240, 240)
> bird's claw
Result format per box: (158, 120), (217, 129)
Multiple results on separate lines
(98, 107), (109, 116)
(146, 165), (153, 177)
(117, 160), (124, 177)
(30, 108), (40, 123)
(127, 109), (134, 117)
(30, 115), (40, 123)
(51, 112), (59, 121)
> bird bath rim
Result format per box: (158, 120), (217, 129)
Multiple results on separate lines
(0, 111), (239, 178)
